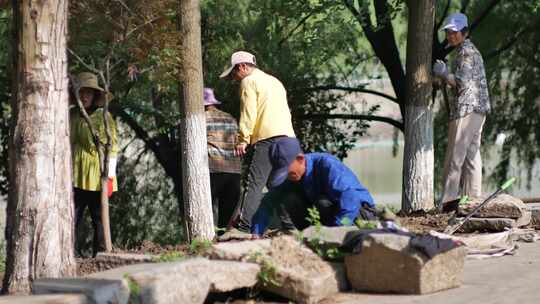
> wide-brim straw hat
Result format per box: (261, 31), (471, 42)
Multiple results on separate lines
(76, 72), (114, 102)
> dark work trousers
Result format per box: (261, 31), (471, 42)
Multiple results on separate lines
(210, 172), (241, 229)
(74, 188), (105, 257)
(264, 181), (376, 231)
(236, 136), (285, 232)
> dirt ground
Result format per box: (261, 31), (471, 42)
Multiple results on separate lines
(77, 240), (192, 276)
(398, 211), (453, 234)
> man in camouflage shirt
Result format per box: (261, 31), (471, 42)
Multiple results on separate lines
(433, 13), (490, 206)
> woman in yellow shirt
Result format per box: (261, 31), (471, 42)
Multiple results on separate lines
(71, 72), (118, 257)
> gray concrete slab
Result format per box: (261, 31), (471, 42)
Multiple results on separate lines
(0, 294), (87, 304)
(321, 241), (540, 304)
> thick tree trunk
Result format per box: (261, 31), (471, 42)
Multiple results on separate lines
(3, 0), (76, 294)
(178, 0), (214, 242)
(401, 0), (435, 212)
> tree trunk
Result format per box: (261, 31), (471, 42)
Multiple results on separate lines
(401, 0), (435, 212)
(177, 0), (214, 242)
(3, 0), (76, 294)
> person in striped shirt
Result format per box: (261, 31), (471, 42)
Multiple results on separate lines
(204, 88), (241, 230)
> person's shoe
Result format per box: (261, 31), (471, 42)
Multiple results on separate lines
(217, 227), (257, 242)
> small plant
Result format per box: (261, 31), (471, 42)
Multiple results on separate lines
(304, 207), (343, 260)
(340, 217), (352, 226)
(325, 247), (344, 260)
(152, 251), (185, 263)
(189, 239), (212, 256)
(124, 273), (141, 304)
(248, 251), (279, 287)
(306, 207), (322, 228)
(355, 219), (378, 230)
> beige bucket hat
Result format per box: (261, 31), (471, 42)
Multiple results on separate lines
(76, 72), (114, 102)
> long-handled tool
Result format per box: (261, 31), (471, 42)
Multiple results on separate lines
(444, 177), (516, 235)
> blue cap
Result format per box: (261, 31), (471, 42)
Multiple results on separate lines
(268, 137), (302, 188)
(442, 13), (468, 32)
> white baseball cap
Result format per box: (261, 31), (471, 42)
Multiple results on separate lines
(442, 13), (468, 32)
(219, 51), (257, 79)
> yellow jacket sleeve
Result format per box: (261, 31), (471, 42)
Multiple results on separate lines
(238, 78), (258, 144)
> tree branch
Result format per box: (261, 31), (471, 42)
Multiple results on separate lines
(485, 25), (534, 61)
(469, 0), (502, 32)
(278, 11), (316, 47)
(436, 0), (451, 30)
(460, 0), (471, 14)
(296, 113), (403, 130)
(67, 48), (99, 73)
(303, 85), (398, 103)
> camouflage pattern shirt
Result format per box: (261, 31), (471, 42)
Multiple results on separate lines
(449, 39), (491, 120)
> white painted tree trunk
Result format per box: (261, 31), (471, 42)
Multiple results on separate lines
(3, 0), (76, 294)
(178, 0), (214, 241)
(402, 0), (435, 212)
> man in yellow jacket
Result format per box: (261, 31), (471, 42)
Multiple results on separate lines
(219, 51), (296, 239)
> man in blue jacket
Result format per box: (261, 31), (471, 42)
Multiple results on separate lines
(252, 137), (376, 235)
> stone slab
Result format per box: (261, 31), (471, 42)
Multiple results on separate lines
(302, 226), (359, 248)
(529, 203), (540, 229)
(95, 252), (155, 263)
(345, 233), (466, 294)
(459, 194), (529, 219)
(209, 239), (271, 261)
(0, 294), (87, 304)
(262, 236), (342, 304)
(206, 260), (260, 293)
(460, 217), (516, 232)
(33, 278), (128, 304)
(34, 259), (213, 304)
(126, 258), (211, 304)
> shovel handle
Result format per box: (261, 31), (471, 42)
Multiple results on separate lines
(501, 177), (516, 191)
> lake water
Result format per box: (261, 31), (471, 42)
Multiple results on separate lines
(344, 141), (540, 209)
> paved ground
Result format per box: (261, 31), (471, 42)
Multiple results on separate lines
(325, 241), (540, 304)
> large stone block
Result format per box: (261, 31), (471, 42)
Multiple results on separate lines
(206, 260), (260, 293)
(126, 258), (211, 304)
(209, 239), (271, 261)
(0, 294), (87, 304)
(345, 233), (466, 294)
(33, 277), (129, 304)
(459, 194), (530, 220)
(302, 226), (359, 248)
(262, 236), (342, 304)
(35, 259), (213, 304)
(460, 217), (517, 232)
(210, 237), (344, 303)
(529, 203), (540, 229)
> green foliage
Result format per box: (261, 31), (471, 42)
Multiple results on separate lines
(306, 206), (321, 228)
(124, 274), (141, 303)
(152, 251), (185, 263)
(248, 251), (279, 287)
(304, 207), (343, 261)
(0, 7), (11, 197)
(354, 219), (377, 230)
(109, 153), (184, 248)
(188, 239), (212, 256)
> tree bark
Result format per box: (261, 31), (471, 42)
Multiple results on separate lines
(177, 0), (214, 242)
(3, 0), (76, 294)
(401, 0), (435, 212)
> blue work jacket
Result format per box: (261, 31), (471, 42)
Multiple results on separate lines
(301, 153), (374, 226)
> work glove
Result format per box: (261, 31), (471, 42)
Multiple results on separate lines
(433, 59), (449, 80)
